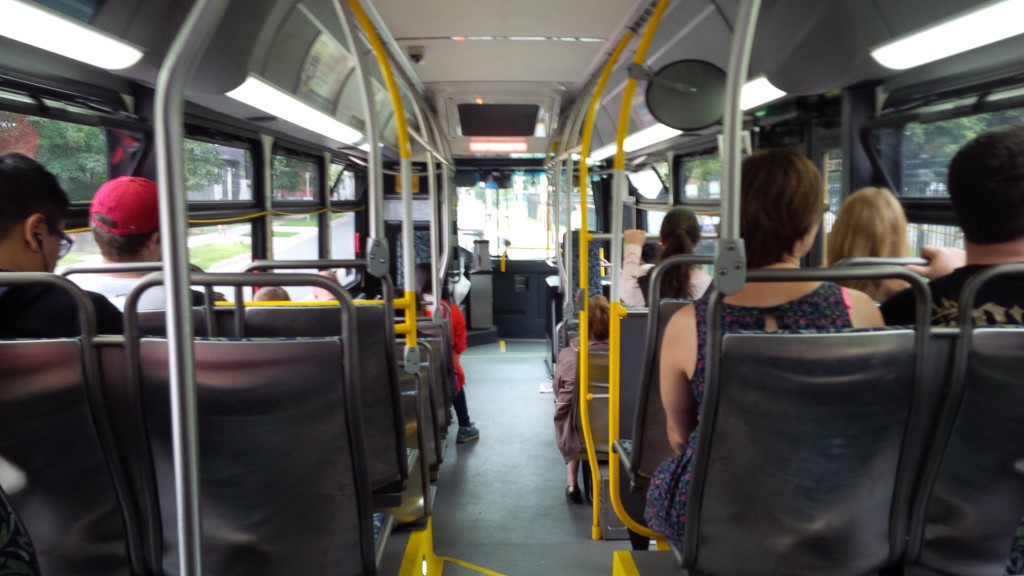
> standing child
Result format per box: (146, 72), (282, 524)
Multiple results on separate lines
(419, 264), (479, 442)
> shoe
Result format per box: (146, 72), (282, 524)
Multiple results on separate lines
(456, 424), (479, 443)
(565, 485), (582, 503)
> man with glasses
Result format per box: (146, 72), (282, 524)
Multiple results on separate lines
(0, 152), (121, 337)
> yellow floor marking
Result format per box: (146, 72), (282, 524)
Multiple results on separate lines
(498, 340), (506, 352)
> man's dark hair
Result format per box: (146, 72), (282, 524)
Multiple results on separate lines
(91, 213), (155, 261)
(0, 153), (70, 238)
(948, 125), (1024, 244)
(640, 241), (658, 263)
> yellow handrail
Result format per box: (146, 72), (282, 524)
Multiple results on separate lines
(577, 31), (632, 541)
(607, 0), (672, 543)
(347, 0), (416, 348)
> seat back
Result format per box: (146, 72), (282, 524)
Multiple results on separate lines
(0, 339), (134, 576)
(909, 264), (1024, 575)
(139, 338), (374, 576)
(628, 299), (689, 480)
(574, 350), (610, 457)
(245, 304), (407, 490)
(685, 329), (920, 576)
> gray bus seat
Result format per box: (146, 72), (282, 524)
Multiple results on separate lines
(0, 339), (137, 576)
(574, 350), (611, 459)
(0, 273), (144, 576)
(138, 338), (375, 576)
(683, 329), (922, 575)
(418, 317), (455, 428)
(399, 342), (442, 478)
(244, 304), (408, 493)
(417, 335), (452, 445)
(614, 299), (689, 487)
(908, 264), (1024, 576)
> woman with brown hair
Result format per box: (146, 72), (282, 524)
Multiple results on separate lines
(552, 294), (610, 502)
(621, 207), (712, 307)
(644, 149), (884, 549)
(827, 186), (910, 301)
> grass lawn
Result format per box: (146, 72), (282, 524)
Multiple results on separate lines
(241, 230), (299, 238)
(274, 215), (320, 227)
(189, 242), (252, 270)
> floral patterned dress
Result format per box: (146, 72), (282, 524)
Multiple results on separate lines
(644, 282), (853, 549)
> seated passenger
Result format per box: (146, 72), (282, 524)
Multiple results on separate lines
(310, 269), (342, 301)
(70, 176), (205, 311)
(882, 125), (1024, 326)
(827, 186), (911, 301)
(644, 149), (883, 549)
(0, 153), (122, 336)
(253, 286), (291, 302)
(552, 294), (610, 503)
(622, 207), (712, 307)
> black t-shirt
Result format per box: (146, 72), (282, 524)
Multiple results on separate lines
(880, 264), (1024, 326)
(0, 284), (123, 338)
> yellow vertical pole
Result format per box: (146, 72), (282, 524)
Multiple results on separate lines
(608, 0), (671, 542)
(577, 32), (632, 540)
(347, 0), (416, 351)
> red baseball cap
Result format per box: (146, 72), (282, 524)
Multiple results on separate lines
(90, 176), (159, 235)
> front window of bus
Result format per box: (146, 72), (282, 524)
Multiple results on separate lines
(456, 170), (559, 260)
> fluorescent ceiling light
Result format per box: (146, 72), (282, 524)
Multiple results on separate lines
(871, 0), (1024, 70)
(741, 76), (786, 111)
(589, 124), (683, 161)
(227, 76), (363, 146)
(469, 140), (528, 153)
(0, 0), (143, 70)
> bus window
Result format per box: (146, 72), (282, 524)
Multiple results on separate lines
(330, 212), (359, 286)
(330, 164), (359, 202)
(823, 148), (843, 235)
(184, 139), (253, 201)
(0, 111), (107, 202)
(907, 222), (963, 254)
(901, 108), (1024, 198)
(272, 214), (319, 261)
(273, 153), (320, 202)
(456, 170), (553, 260)
(678, 154), (722, 200)
(188, 222), (252, 271)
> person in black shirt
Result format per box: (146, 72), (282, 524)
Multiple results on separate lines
(0, 153), (122, 337)
(881, 126), (1024, 326)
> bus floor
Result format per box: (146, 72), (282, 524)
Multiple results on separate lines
(386, 339), (633, 575)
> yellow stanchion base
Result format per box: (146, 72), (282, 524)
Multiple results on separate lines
(612, 550), (640, 576)
(398, 518), (507, 576)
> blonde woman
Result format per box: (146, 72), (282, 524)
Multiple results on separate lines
(827, 186), (910, 301)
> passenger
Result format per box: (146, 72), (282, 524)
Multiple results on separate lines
(310, 269), (342, 301)
(70, 176), (205, 311)
(827, 186), (911, 301)
(552, 294), (610, 503)
(0, 153), (122, 336)
(882, 125), (1024, 326)
(622, 207), (712, 307)
(253, 286), (291, 302)
(644, 149), (883, 549)
(417, 264), (479, 443)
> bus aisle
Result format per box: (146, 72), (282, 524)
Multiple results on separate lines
(429, 339), (632, 574)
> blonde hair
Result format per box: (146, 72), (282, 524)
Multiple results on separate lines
(827, 187), (909, 300)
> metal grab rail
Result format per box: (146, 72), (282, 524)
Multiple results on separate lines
(151, 0), (231, 572)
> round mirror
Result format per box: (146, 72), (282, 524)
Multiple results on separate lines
(645, 60), (726, 131)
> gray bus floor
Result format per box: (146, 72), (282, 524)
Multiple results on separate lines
(427, 339), (632, 575)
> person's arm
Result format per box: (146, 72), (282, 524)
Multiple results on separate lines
(907, 246), (966, 279)
(846, 288), (885, 328)
(620, 230), (647, 307)
(447, 301), (467, 355)
(659, 305), (698, 453)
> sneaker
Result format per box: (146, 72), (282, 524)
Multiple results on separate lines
(457, 424), (479, 443)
